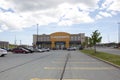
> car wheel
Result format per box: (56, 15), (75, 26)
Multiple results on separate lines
(23, 51), (26, 54)
(0, 54), (5, 57)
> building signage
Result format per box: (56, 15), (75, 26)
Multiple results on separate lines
(51, 36), (69, 39)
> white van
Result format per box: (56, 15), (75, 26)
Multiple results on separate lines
(0, 48), (7, 57)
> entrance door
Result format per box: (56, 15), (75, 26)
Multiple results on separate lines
(55, 42), (65, 49)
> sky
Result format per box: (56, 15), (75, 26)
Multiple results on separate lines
(0, 0), (120, 45)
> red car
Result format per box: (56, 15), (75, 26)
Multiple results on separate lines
(12, 48), (30, 53)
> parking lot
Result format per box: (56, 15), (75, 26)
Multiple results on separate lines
(0, 50), (120, 80)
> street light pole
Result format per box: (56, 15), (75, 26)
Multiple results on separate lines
(20, 40), (21, 45)
(14, 35), (17, 47)
(36, 24), (39, 48)
(118, 22), (120, 44)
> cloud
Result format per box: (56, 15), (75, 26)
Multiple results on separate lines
(95, 0), (120, 20)
(0, 0), (119, 32)
(0, 0), (12, 9)
(99, 11), (112, 17)
(0, 24), (8, 32)
(108, 0), (120, 11)
(101, 0), (120, 11)
(95, 11), (112, 20)
(0, 0), (98, 32)
(111, 11), (117, 15)
(9, 0), (99, 12)
(0, 12), (27, 30)
(57, 3), (94, 26)
(95, 15), (103, 20)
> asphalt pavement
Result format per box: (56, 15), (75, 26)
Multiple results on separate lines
(0, 50), (120, 80)
(96, 47), (120, 55)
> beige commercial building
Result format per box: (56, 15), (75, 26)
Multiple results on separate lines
(33, 32), (86, 49)
(0, 41), (9, 49)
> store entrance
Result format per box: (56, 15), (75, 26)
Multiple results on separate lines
(55, 42), (65, 49)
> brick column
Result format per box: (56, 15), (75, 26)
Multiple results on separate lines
(51, 41), (55, 48)
(66, 41), (69, 48)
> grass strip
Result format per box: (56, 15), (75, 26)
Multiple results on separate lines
(81, 49), (120, 66)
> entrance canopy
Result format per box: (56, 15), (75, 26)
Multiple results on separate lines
(50, 32), (70, 48)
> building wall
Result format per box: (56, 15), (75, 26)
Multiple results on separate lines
(50, 32), (70, 48)
(69, 33), (85, 42)
(0, 41), (9, 49)
(33, 32), (86, 49)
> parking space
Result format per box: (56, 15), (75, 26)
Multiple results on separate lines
(0, 50), (120, 80)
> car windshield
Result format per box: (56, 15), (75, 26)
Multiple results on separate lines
(0, 0), (120, 80)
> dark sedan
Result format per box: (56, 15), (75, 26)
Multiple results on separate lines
(12, 48), (30, 53)
(20, 47), (34, 53)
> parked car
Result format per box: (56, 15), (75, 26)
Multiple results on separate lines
(12, 48), (30, 53)
(63, 47), (67, 50)
(7, 48), (12, 52)
(46, 48), (50, 51)
(79, 46), (84, 50)
(20, 47), (34, 53)
(67, 47), (77, 51)
(114, 45), (119, 48)
(0, 48), (7, 57)
(33, 48), (44, 52)
(42, 48), (50, 52)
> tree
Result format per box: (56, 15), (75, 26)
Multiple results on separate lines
(91, 30), (102, 53)
(88, 37), (93, 49)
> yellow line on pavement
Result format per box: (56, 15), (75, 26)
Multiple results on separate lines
(30, 78), (87, 80)
(44, 67), (116, 70)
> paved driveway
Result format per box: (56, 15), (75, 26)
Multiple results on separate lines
(96, 47), (120, 55)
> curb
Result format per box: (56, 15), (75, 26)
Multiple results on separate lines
(84, 53), (120, 69)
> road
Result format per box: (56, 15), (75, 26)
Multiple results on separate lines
(96, 47), (120, 55)
(0, 50), (120, 80)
